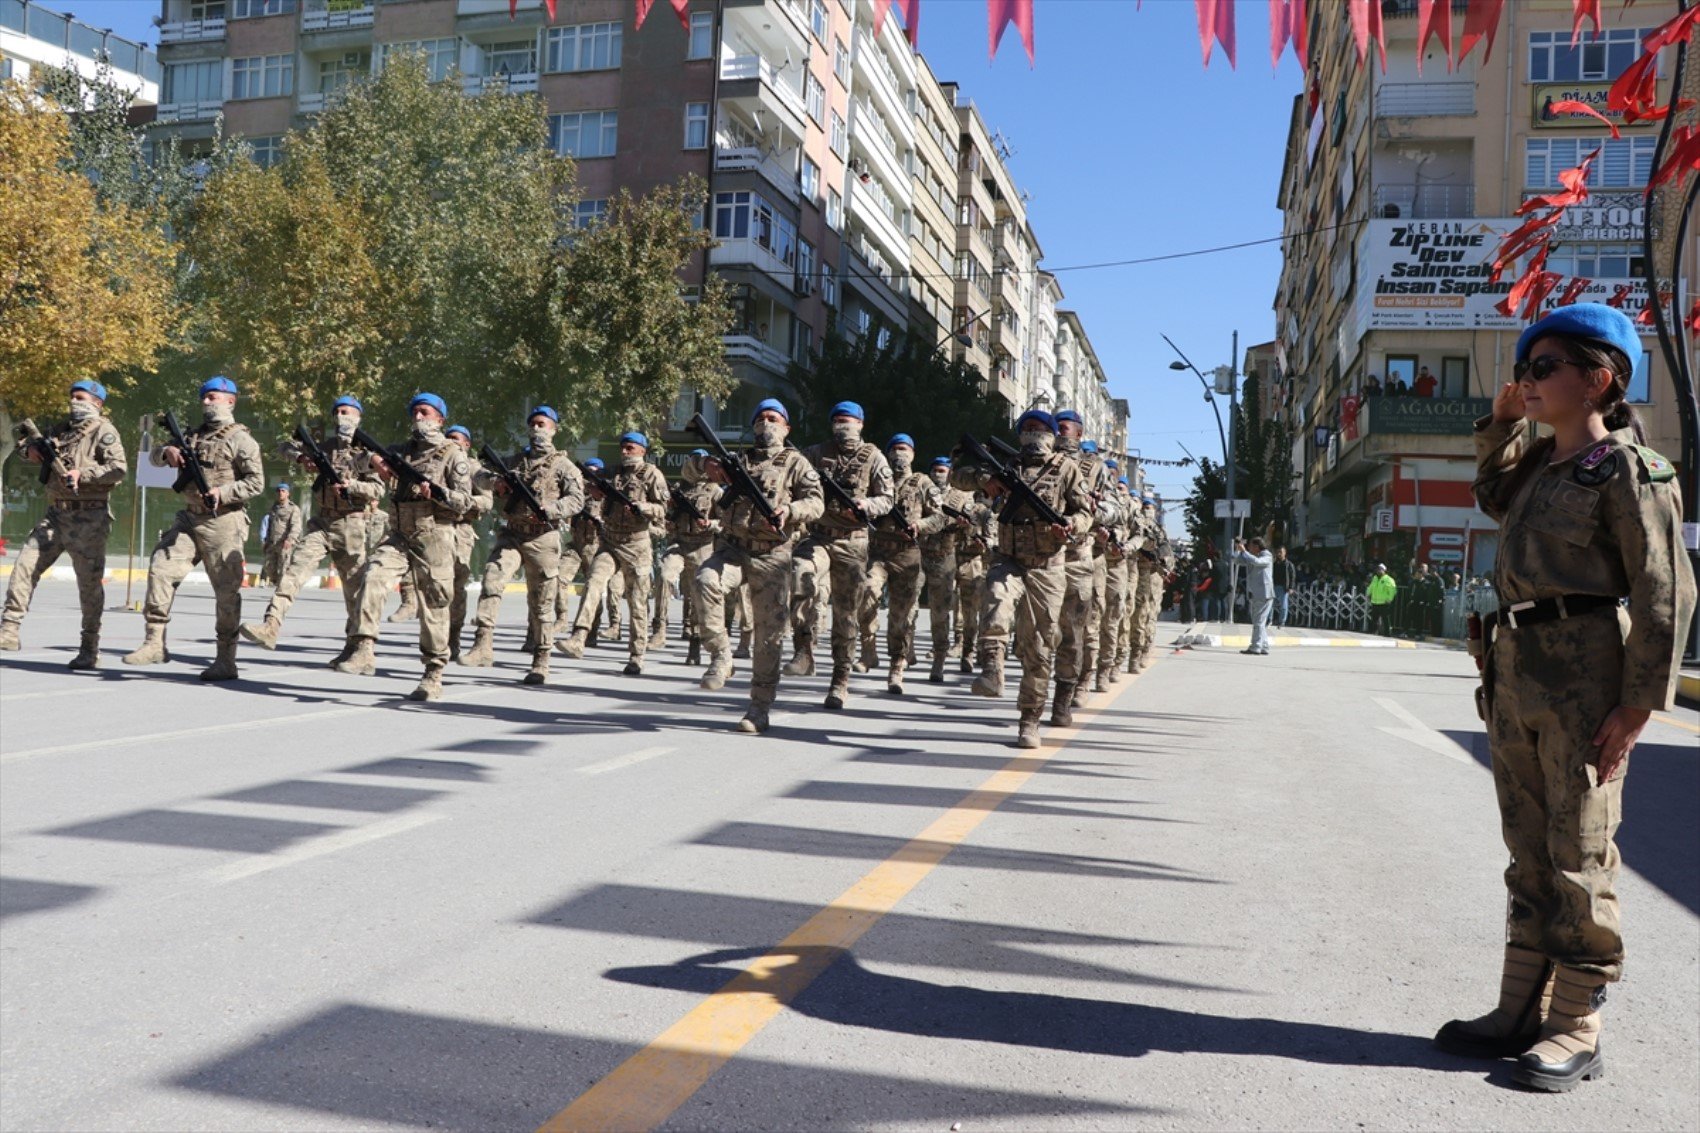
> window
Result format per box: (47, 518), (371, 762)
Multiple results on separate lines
(1525, 136), (1655, 188)
(827, 187), (843, 230)
(822, 270), (838, 307)
(545, 22), (621, 73)
(805, 72), (825, 124)
(231, 0), (294, 18)
(684, 101), (709, 149)
(573, 199), (608, 229)
(800, 156), (820, 202)
(482, 41), (536, 77)
(687, 11), (713, 59)
(1384, 355), (1418, 391)
(714, 190), (753, 239)
(1544, 242), (1645, 281)
(712, 190), (796, 268)
(1440, 356), (1469, 399)
(810, 0), (828, 40)
(162, 59), (222, 104)
(319, 53), (369, 91)
(793, 322), (814, 364)
(232, 53), (293, 99)
(1528, 27), (1653, 83)
(190, 1), (227, 18)
(798, 238), (816, 286)
(380, 39), (457, 82)
(829, 110), (846, 157)
(247, 134), (284, 168)
(550, 111), (618, 158)
(1626, 350), (1652, 403)
(833, 38), (850, 86)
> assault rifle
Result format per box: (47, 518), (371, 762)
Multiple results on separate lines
(939, 500), (987, 551)
(957, 433), (1068, 529)
(687, 412), (782, 532)
(578, 461), (640, 516)
(292, 424), (345, 494)
(817, 468), (876, 529)
(481, 444), (552, 523)
(353, 427), (446, 501)
(13, 420), (68, 488)
(669, 484), (707, 524)
(161, 409), (215, 507)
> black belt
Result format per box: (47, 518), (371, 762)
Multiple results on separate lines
(1487, 593), (1619, 631)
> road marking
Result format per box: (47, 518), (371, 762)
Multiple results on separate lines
(1373, 696), (1473, 765)
(539, 657), (1161, 1133)
(578, 746), (675, 775)
(208, 812), (442, 883)
(0, 689), (90, 704)
(1652, 712), (1699, 735)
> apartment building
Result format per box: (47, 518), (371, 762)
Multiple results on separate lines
(2, 0), (159, 104)
(1274, 0), (1694, 576)
(906, 52), (957, 348)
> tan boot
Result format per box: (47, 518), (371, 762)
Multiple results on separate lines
(327, 639), (355, 668)
(67, 633), (99, 670)
(855, 636), (877, 673)
(736, 704), (770, 734)
(1434, 945), (1552, 1060)
(1070, 681), (1088, 709)
(123, 624), (170, 666)
(0, 622), (20, 651)
(928, 654), (945, 684)
(522, 649), (549, 686)
(971, 644), (1005, 698)
(199, 643), (239, 682)
(784, 633), (815, 677)
(387, 597), (417, 623)
(555, 628), (587, 659)
(1513, 965), (1607, 1091)
(239, 617), (282, 650)
(823, 670), (850, 710)
(700, 648), (732, 691)
(406, 665), (444, 702)
(1092, 668), (1109, 693)
(886, 657), (905, 696)
(333, 636), (377, 675)
(1050, 682), (1076, 728)
(1016, 709), (1042, 749)
(462, 627), (495, 667)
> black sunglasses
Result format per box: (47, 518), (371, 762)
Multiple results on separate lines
(1514, 355), (1582, 382)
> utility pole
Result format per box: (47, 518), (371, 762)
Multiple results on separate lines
(1223, 330), (1239, 624)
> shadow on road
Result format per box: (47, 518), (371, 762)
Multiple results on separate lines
(0, 876), (100, 922)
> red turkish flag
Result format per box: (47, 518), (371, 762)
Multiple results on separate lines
(1290, 0), (1309, 70)
(1456, 0), (1506, 65)
(1416, 0), (1453, 73)
(1571, 0), (1601, 46)
(1558, 276), (1593, 306)
(633, 0), (686, 30)
(1605, 284), (1634, 308)
(1647, 125), (1700, 192)
(1546, 99), (1620, 138)
(874, 0), (921, 46)
(1269, 0), (1291, 70)
(1349, 0), (1385, 71)
(1195, 0), (1236, 68)
(988, 0), (1035, 65)
(1688, 297), (1700, 334)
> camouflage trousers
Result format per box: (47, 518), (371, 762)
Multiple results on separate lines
(2, 505), (111, 638)
(554, 540), (593, 627)
(790, 532), (869, 674)
(1055, 555), (1105, 685)
(143, 508), (250, 646)
(260, 545), (289, 586)
(981, 552), (1067, 713)
(262, 512), (367, 636)
(350, 514), (456, 669)
(922, 551), (957, 660)
(448, 522), (475, 641)
(862, 548), (922, 665)
(474, 525), (560, 650)
(1134, 566), (1165, 659)
(657, 540), (714, 642)
(1099, 557), (1131, 669)
(955, 554), (987, 658)
(573, 535), (652, 661)
(698, 540), (792, 707)
(1486, 611), (1628, 981)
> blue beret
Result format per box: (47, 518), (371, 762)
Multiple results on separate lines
(1118, 477), (1129, 486)
(333, 395), (363, 413)
(1080, 439), (1099, 453)
(887, 433), (915, 449)
(1517, 302), (1639, 365)
(1054, 408), (1083, 425)
(830, 400), (864, 421)
(529, 405), (558, 424)
(1016, 409), (1058, 434)
(753, 397), (790, 423)
(409, 392), (448, 418)
(275, 481), (290, 491)
(690, 448), (708, 457)
(585, 457), (605, 471)
(931, 455), (952, 468)
(619, 431), (649, 449)
(445, 424), (471, 441)
(200, 375), (237, 397)
(70, 380), (108, 402)
(1105, 458), (1119, 469)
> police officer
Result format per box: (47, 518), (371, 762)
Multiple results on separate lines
(1437, 303), (1696, 1091)
(463, 407), (585, 684)
(860, 433), (944, 695)
(124, 376), (265, 681)
(954, 409), (1093, 748)
(696, 399), (824, 733)
(443, 424), (489, 662)
(241, 396), (383, 662)
(333, 392), (473, 702)
(789, 401), (895, 709)
(0, 380), (128, 666)
(558, 432), (668, 674)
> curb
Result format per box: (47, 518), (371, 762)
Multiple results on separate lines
(1680, 671), (1700, 701)
(1176, 632), (1417, 650)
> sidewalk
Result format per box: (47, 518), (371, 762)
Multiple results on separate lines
(1171, 620), (1432, 649)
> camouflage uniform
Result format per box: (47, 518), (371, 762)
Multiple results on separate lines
(1055, 445), (1119, 713)
(789, 439), (893, 699)
(1096, 491), (1134, 687)
(1131, 508), (1172, 671)
(126, 417), (265, 678)
(920, 485), (983, 680)
(566, 460), (668, 668)
(953, 498), (993, 670)
(861, 467), (946, 691)
(260, 498), (302, 585)
(449, 475), (491, 659)
(696, 442), (823, 724)
(337, 431), (473, 698)
(466, 445), (585, 681)
(554, 504), (601, 638)
(0, 414), (128, 662)
(655, 468), (721, 658)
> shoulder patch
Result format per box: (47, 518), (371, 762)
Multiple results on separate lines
(1574, 451), (1618, 487)
(101, 431), (118, 446)
(1631, 444), (1677, 483)
(1578, 441), (1615, 470)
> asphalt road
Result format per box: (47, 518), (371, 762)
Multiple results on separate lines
(2, 581), (1697, 1131)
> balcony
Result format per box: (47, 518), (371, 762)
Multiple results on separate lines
(302, 2), (374, 32)
(849, 179), (907, 270)
(159, 18), (226, 43)
(709, 236), (796, 289)
(719, 54), (807, 124)
(1373, 182), (1475, 219)
(297, 87), (353, 114)
(851, 28), (907, 125)
(714, 146), (800, 203)
(1375, 81), (1474, 118)
(156, 99), (225, 122)
(463, 71), (539, 95)
(722, 333), (792, 377)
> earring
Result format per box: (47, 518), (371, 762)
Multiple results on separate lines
(1583, 396), (1596, 410)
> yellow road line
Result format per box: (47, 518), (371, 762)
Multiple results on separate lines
(1652, 711), (1699, 735)
(539, 658), (1161, 1133)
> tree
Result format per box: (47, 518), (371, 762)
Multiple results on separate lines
(0, 80), (176, 469)
(1181, 373), (1295, 554)
(785, 327), (1002, 458)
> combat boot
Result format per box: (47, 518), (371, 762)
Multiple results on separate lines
(648, 626), (666, 651)
(122, 624), (170, 666)
(1513, 966), (1607, 1092)
(448, 627), (463, 664)
(823, 669), (850, 710)
(855, 636), (877, 673)
(622, 657), (643, 676)
(685, 637), (702, 666)
(700, 649), (732, 691)
(1015, 709), (1042, 750)
(387, 597), (418, 623)
(327, 639), (355, 668)
(971, 644), (1005, 698)
(520, 629), (537, 653)
(607, 611), (623, 642)
(733, 627), (751, 659)
(1434, 945), (1552, 1060)
(1092, 668), (1109, 694)
(463, 627), (496, 667)
(1070, 681), (1088, 709)
(887, 657), (906, 696)
(199, 643), (239, 682)
(555, 628), (587, 659)
(1050, 682), (1076, 728)
(333, 636), (377, 676)
(586, 623), (602, 649)
(0, 622), (20, 651)
(784, 633), (815, 677)
(928, 654), (946, 684)
(406, 665), (445, 702)
(523, 649), (549, 686)
(239, 617), (282, 650)
(67, 634), (99, 670)
(736, 704), (770, 734)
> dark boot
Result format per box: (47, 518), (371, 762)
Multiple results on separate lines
(685, 637), (702, 666)
(67, 633), (99, 670)
(1435, 945), (1552, 1060)
(1049, 682), (1076, 728)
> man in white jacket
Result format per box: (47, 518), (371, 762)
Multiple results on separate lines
(1232, 536), (1275, 656)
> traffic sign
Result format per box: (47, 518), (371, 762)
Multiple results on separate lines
(1212, 498), (1251, 518)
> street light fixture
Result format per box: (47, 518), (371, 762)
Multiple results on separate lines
(1163, 330), (1241, 623)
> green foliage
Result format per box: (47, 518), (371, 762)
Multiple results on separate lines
(1183, 373), (1295, 554)
(785, 327), (1000, 458)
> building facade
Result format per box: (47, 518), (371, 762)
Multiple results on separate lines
(2, 0), (159, 104)
(1275, 0), (1695, 578)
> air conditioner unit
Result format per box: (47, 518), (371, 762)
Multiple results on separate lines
(342, 51), (364, 67)
(795, 275), (814, 296)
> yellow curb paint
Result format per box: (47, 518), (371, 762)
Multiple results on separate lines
(539, 658), (1161, 1133)
(1653, 711), (1699, 735)
(1676, 673), (1700, 702)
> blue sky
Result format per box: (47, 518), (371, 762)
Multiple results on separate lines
(65, 0), (1304, 514)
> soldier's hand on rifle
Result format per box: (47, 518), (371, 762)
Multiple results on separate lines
(20, 446), (42, 465)
(587, 482), (605, 501)
(205, 485), (223, 507)
(1049, 522), (1068, 542)
(161, 445), (186, 469)
(704, 458), (729, 485)
(369, 453), (393, 480)
(984, 474), (1009, 499)
(1094, 526), (1109, 546)
(64, 468), (81, 492)
(493, 479), (509, 497)
(416, 481), (433, 501)
(770, 505), (788, 530)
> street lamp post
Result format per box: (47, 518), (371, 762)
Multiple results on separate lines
(1165, 331), (1241, 623)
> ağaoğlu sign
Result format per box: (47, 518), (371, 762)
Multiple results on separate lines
(1354, 219), (1664, 333)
